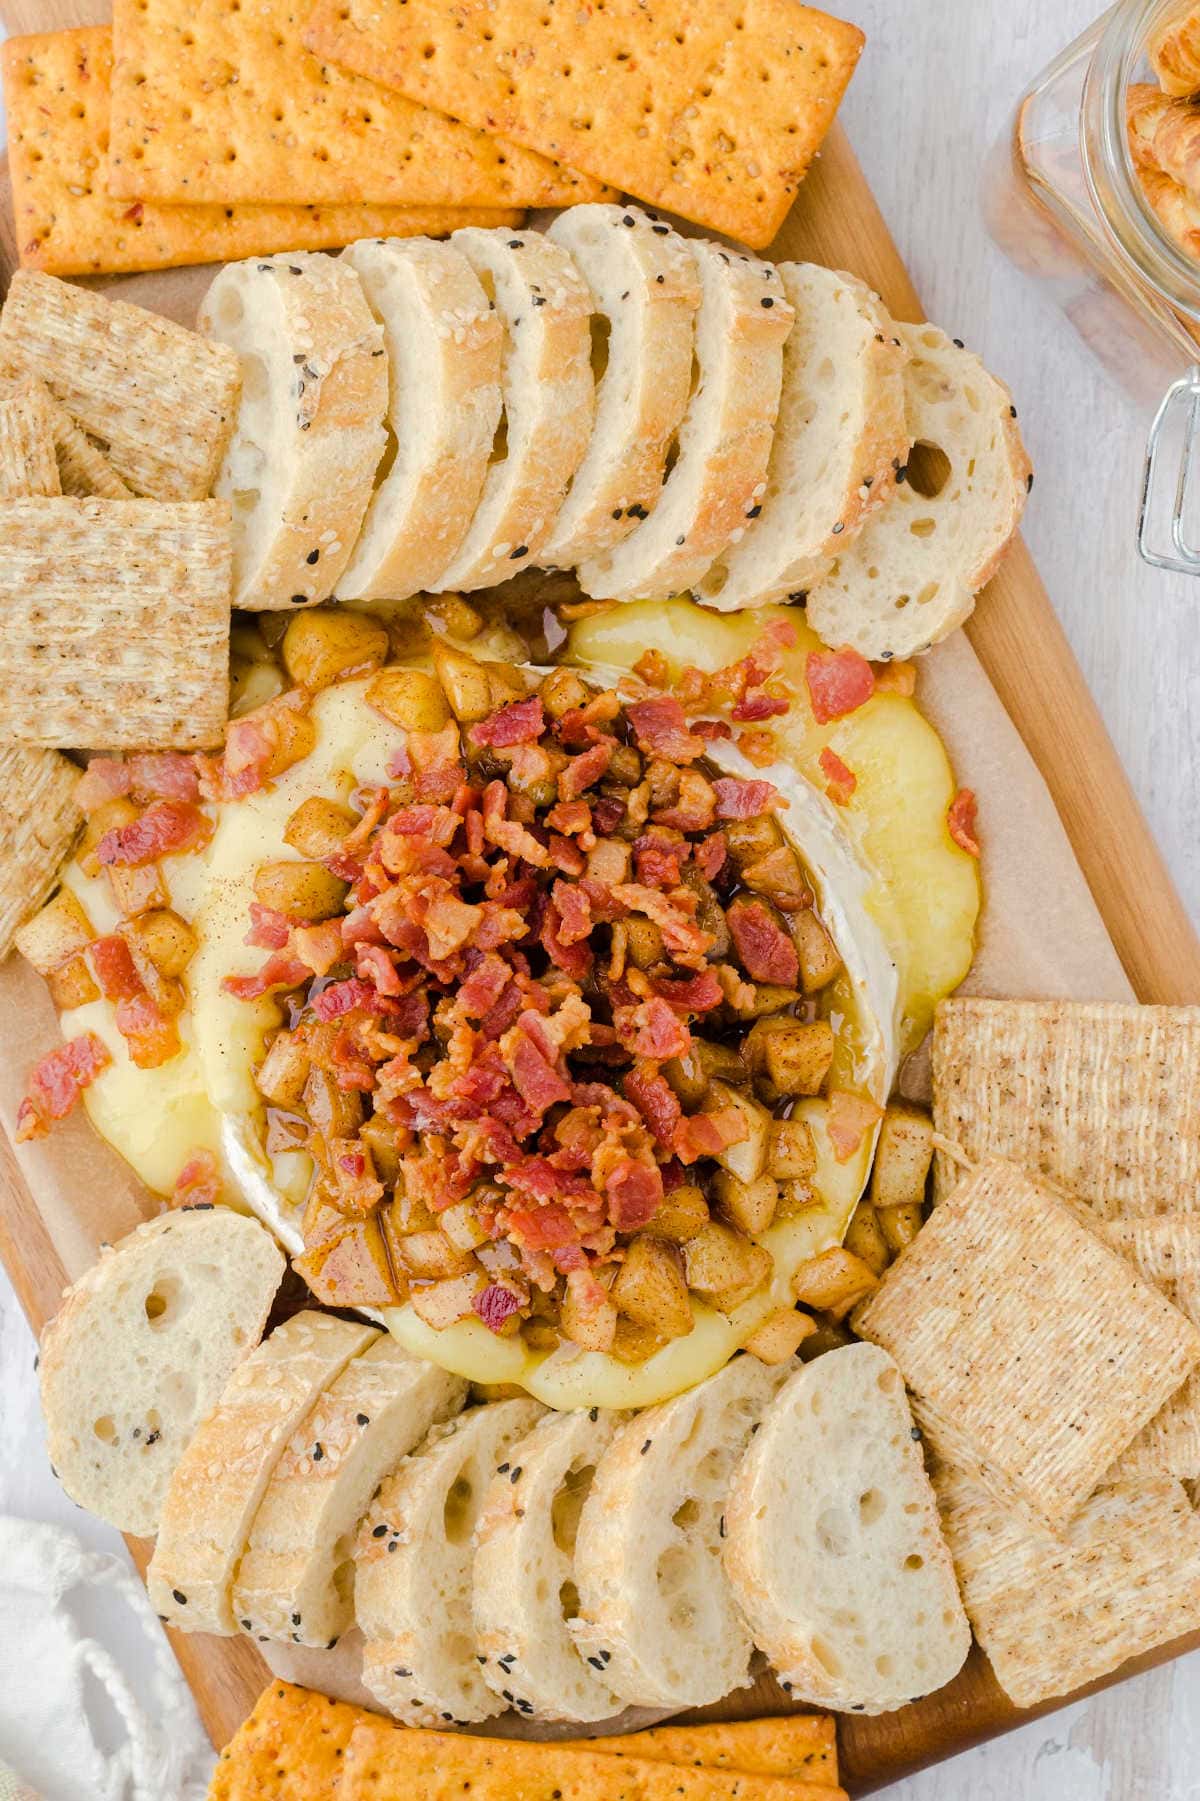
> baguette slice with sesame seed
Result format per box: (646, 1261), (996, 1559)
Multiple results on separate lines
(39, 1208), (284, 1539)
(805, 323), (1030, 660)
(697, 264), (910, 611)
(537, 204), (700, 569)
(335, 237), (503, 601)
(198, 252), (387, 609)
(356, 1397), (545, 1725)
(576, 239), (794, 604)
(473, 1406), (626, 1722)
(148, 1311), (378, 1634)
(571, 1353), (794, 1709)
(428, 227), (595, 593)
(724, 1344), (970, 1715)
(232, 1336), (466, 1648)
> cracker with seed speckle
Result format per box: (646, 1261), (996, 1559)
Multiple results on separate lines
(0, 499), (231, 750)
(935, 1463), (1200, 1708)
(0, 748), (81, 958)
(932, 998), (1200, 1217)
(0, 380), (60, 498)
(855, 1158), (1200, 1529)
(304, 0), (863, 249)
(0, 267), (240, 500)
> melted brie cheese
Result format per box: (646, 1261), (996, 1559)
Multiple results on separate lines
(54, 659), (902, 1407)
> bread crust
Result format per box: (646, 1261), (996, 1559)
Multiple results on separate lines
(699, 265), (909, 609)
(232, 1337), (467, 1648)
(431, 228), (594, 592)
(577, 241), (794, 603)
(199, 252), (387, 608)
(336, 238), (503, 600)
(148, 1311), (377, 1634)
(539, 204), (700, 569)
(39, 1208), (283, 1539)
(723, 1345), (970, 1714)
(473, 1407), (624, 1722)
(355, 1397), (545, 1725)
(572, 1355), (792, 1709)
(806, 323), (1030, 659)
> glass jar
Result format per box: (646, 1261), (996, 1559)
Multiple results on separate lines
(984, 0), (1200, 570)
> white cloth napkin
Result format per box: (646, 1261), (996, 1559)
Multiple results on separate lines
(0, 1516), (215, 1801)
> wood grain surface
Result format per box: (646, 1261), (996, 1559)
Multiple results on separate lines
(1, 0), (1199, 1793)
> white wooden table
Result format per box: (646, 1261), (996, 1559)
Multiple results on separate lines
(3, 0), (1200, 1794)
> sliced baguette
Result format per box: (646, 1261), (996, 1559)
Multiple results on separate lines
(199, 252), (387, 609)
(806, 323), (1031, 659)
(148, 1311), (378, 1634)
(430, 227), (594, 592)
(473, 1406), (625, 1722)
(335, 238), (503, 602)
(232, 1337), (467, 1648)
(698, 265), (909, 610)
(356, 1397), (545, 1725)
(577, 242), (794, 604)
(39, 1208), (283, 1539)
(538, 204), (700, 568)
(724, 1343), (970, 1715)
(572, 1354), (793, 1709)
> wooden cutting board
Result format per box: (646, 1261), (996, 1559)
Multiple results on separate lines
(2, 1), (1200, 1791)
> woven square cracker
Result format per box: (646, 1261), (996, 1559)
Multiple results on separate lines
(854, 1158), (1200, 1530)
(934, 1463), (1200, 1709)
(0, 498), (231, 751)
(207, 1682), (360, 1801)
(342, 1718), (843, 1801)
(0, 268), (241, 502)
(2, 30), (523, 282)
(0, 748), (82, 959)
(1103, 1216), (1200, 1479)
(0, 381), (60, 498)
(107, 0), (605, 209)
(0, 360), (132, 499)
(304, 0), (864, 250)
(932, 998), (1200, 1218)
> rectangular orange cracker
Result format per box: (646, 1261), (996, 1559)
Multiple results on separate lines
(304, 0), (864, 249)
(572, 1716), (839, 1782)
(107, 0), (605, 209)
(207, 1682), (362, 1800)
(343, 1718), (846, 1801)
(2, 29), (523, 280)
(206, 1684), (844, 1801)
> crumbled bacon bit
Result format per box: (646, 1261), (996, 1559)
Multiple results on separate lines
(947, 788), (981, 857)
(819, 746), (858, 806)
(735, 729), (779, 768)
(826, 1089), (885, 1162)
(806, 647), (876, 725)
(172, 1150), (221, 1209)
(16, 1033), (110, 1139)
(96, 800), (210, 868)
(727, 897), (800, 986)
(470, 695), (545, 749)
(712, 777), (781, 820)
(626, 696), (704, 764)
